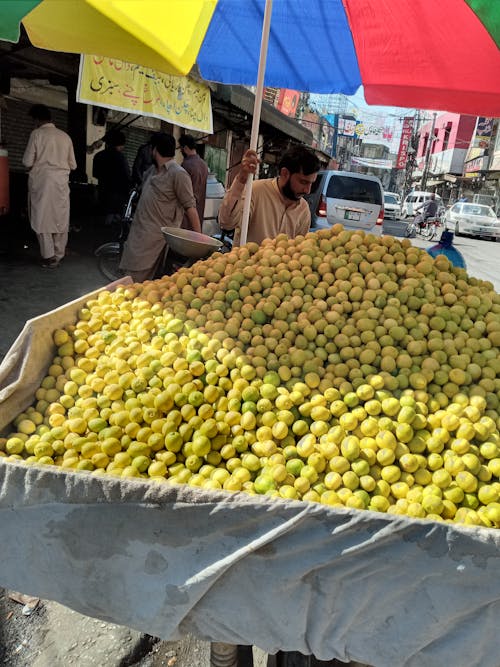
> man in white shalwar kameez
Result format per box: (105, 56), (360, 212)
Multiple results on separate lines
(23, 104), (76, 268)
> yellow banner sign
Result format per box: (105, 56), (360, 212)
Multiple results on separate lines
(77, 55), (212, 133)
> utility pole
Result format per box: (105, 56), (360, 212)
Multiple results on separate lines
(421, 111), (437, 191)
(403, 110), (420, 196)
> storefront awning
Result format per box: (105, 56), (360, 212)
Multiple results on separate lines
(213, 84), (313, 145)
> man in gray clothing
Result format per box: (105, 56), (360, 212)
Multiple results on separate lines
(120, 133), (201, 283)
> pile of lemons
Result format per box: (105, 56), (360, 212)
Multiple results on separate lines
(2, 225), (500, 528)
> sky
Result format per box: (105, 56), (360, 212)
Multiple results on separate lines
(310, 87), (422, 153)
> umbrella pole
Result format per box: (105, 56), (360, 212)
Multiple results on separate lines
(238, 0), (273, 247)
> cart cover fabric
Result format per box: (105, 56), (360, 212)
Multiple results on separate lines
(1, 283), (500, 667)
(0, 278), (131, 431)
(0, 463), (499, 667)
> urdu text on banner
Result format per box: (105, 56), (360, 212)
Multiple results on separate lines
(77, 55), (213, 134)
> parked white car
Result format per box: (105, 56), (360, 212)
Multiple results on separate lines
(383, 193), (401, 219)
(444, 202), (500, 241)
(385, 191), (401, 204)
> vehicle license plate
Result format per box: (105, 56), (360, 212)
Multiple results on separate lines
(344, 210), (361, 221)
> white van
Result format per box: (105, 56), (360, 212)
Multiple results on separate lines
(305, 170), (384, 231)
(401, 191), (443, 218)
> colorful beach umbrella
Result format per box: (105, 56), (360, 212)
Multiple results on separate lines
(197, 0), (500, 118)
(0, 0), (217, 77)
(196, 0), (500, 242)
(2, 0), (499, 117)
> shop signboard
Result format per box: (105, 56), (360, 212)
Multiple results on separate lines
(464, 156), (489, 173)
(275, 89), (300, 117)
(465, 116), (495, 161)
(77, 54), (213, 133)
(396, 116), (414, 169)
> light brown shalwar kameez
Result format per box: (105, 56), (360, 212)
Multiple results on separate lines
(218, 177), (311, 246)
(120, 160), (196, 282)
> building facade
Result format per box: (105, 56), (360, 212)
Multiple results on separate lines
(413, 112), (476, 203)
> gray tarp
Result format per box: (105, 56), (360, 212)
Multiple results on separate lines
(0, 278), (131, 430)
(1, 285), (500, 667)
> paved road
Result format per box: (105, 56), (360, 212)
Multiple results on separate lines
(0, 218), (113, 362)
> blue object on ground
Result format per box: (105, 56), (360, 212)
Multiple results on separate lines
(427, 230), (466, 269)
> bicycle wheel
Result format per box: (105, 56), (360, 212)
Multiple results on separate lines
(431, 221), (443, 241)
(405, 221), (417, 238)
(419, 223), (434, 240)
(97, 247), (126, 282)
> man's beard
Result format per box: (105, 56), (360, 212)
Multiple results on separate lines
(281, 178), (301, 201)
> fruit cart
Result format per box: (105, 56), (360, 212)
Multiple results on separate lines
(0, 286), (499, 667)
(1, 231), (500, 667)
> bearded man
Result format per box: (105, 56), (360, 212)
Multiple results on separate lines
(219, 145), (319, 246)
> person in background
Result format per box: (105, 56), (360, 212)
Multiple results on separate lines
(178, 134), (209, 228)
(427, 230), (466, 269)
(415, 193), (438, 227)
(120, 133), (201, 283)
(132, 133), (159, 186)
(22, 104), (77, 268)
(92, 130), (131, 226)
(219, 145), (320, 246)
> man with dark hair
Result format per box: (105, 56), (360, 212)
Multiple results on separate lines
(219, 145), (320, 245)
(92, 129), (131, 226)
(120, 132), (201, 282)
(132, 132), (161, 186)
(178, 134), (209, 226)
(22, 104), (76, 268)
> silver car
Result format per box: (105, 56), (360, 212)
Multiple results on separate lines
(444, 203), (500, 240)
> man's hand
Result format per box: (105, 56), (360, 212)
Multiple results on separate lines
(86, 139), (104, 154)
(238, 149), (260, 185)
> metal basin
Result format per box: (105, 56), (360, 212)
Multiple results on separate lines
(161, 227), (223, 259)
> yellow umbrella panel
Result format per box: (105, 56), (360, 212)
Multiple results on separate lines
(22, 0), (217, 76)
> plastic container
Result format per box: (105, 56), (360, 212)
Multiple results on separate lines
(203, 173), (225, 221)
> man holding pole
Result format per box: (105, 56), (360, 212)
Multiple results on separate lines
(218, 145), (319, 246)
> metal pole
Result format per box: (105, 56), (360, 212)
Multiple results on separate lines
(421, 112), (437, 191)
(210, 642), (238, 667)
(238, 0), (273, 247)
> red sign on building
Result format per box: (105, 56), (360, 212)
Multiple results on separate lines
(276, 89), (300, 117)
(396, 116), (414, 169)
